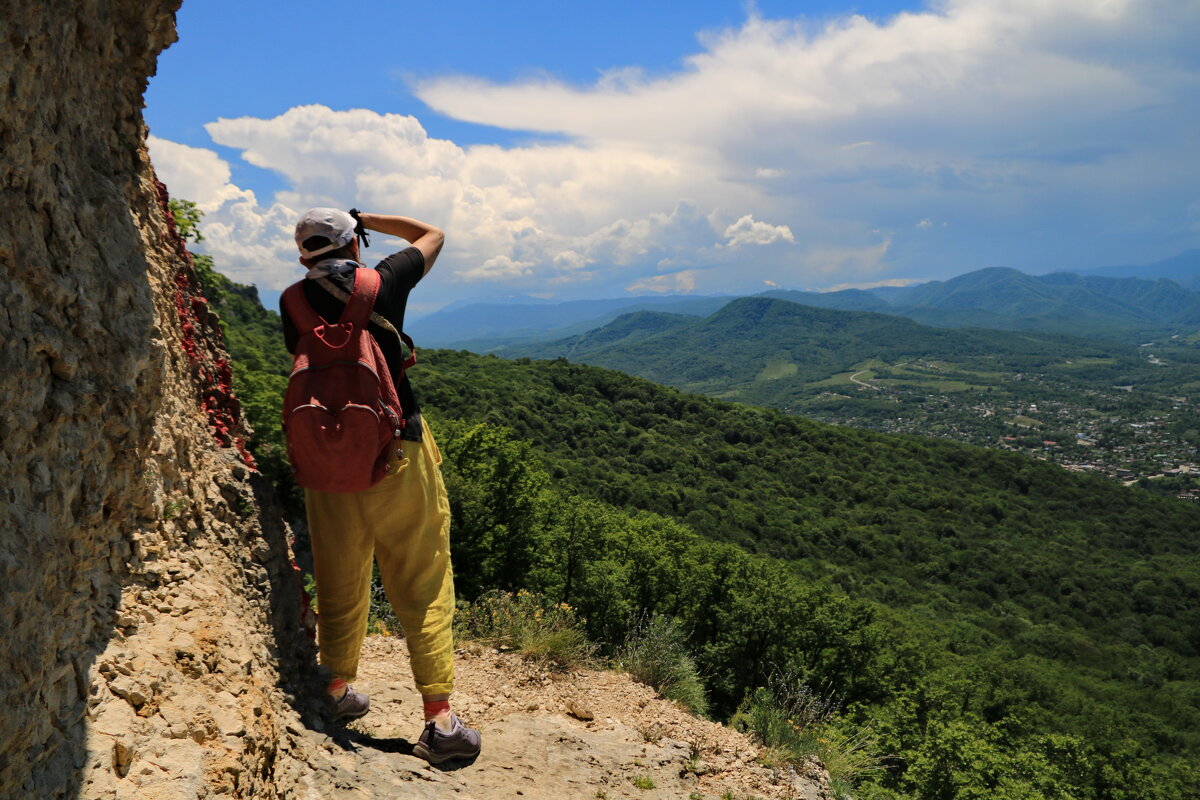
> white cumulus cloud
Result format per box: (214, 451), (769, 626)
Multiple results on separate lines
(168, 105), (764, 298)
(626, 269), (698, 294)
(723, 215), (797, 248)
(148, 135), (300, 290)
(457, 255), (537, 282)
(147, 136), (251, 213)
(413, 0), (1200, 278)
(149, 0), (1200, 304)
(802, 239), (893, 278)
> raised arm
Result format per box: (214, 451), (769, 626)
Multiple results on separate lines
(357, 213), (445, 276)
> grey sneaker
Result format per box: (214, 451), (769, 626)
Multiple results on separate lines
(329, 685), (370, 722)
(412, 715), (482, 764)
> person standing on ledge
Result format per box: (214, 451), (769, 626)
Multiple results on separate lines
(280, 207), (481, 765)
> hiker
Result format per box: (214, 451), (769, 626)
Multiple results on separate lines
(280, 208), (481, 765)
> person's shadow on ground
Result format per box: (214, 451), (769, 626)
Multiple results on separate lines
(326, 724), (480, 770)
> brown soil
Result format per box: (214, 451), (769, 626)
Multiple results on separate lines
(333, 635), (834, 800)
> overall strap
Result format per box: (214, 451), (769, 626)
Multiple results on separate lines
(282, 281), (323, 334)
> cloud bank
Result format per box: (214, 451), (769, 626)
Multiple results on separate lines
(149, 0), (1200, 307)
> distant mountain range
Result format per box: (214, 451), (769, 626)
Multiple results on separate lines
(845, 266), (1200, 338)
(500, 295), (1162, 400)
(409, 294), (732, 350)
(1073, 249), (1200, 289)
(412, 253), (1200, 349)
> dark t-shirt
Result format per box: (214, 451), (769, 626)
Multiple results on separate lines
(280, 247), (425, 442)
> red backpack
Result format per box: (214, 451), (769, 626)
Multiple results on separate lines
(281, 269), (412, 493)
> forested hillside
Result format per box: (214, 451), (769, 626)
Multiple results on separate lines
(193, 236), (1199, 799)
(416, 356), (1200, 798)
(503, 295), (1200, 405)
(499, 296), (1200, 485)
(506, 296), (1156, 390)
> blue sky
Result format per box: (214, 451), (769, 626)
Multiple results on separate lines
(146, 0), (1200, 314)
(148, 0), (918, 200)
(149, 1), (917, 143)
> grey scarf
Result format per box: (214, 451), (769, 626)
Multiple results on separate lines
(305, 258), (361, 280)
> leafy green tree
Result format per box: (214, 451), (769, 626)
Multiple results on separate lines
(436, 420), (550, 598)
(183, 245), (1200, 800)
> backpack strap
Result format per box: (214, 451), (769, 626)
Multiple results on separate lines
(282, 281), (323, 334)
(396, 330), (417, 370)
(341, 268), (380, 328)
(315, 274), (417, 370)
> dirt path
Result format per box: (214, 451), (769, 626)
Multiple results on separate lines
(293, 635), (833, 800)
(75, 547), (831, 800)
(849, 371), (881, 390)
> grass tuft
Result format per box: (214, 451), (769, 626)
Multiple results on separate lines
(455, 589), (596, 668)
(732, 673), (884, 798)
(616, 614), (709, 716)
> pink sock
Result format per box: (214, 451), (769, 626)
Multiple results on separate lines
(423, 699), (450, 719)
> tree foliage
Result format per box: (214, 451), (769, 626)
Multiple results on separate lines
(177, 210), (1200, 799)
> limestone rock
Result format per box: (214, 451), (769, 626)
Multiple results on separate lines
(567, 700), (596, 721)
(0, 2), (313, 797)
(111, 740), (134, 778)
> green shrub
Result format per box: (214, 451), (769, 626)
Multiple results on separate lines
(734, 676), (883, 798)
(455, 589), (596, 668)
(616, 614), (709, 716)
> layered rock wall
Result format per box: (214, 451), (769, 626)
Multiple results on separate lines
(0, 3), (312, 797)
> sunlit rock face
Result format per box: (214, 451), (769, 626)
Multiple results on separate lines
(0, 3), (309, 797)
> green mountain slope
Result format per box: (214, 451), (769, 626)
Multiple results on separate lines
(499, 295), (1200, 486)
(202, 256), (1200, 799)
(506, 295), (1154, 394)
(417, 352), (1200, 628)
(413, 351), (1200, 789)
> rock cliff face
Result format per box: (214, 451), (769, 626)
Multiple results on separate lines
(0, 3), (311, 797)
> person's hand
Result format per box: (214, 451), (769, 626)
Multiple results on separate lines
(348, 209), (371, 247)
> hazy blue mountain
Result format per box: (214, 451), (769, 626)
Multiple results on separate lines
(750, 265), (1200, 342)
(425, 293), (558, 315)
(862, 266), (1200, 339)
(883, 267), (1199, 319)
(758, 287), (891, 312)
(409, 294), (732, 349)
(1073, 249), (1200, 290)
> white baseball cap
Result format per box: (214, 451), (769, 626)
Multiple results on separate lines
(294, 208), (356, 258)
